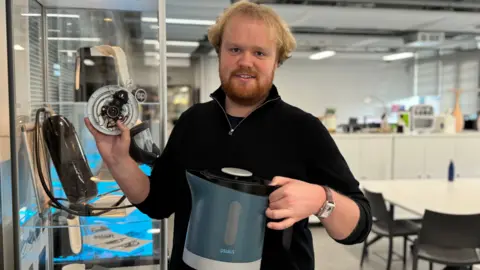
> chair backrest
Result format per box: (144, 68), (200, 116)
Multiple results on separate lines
(418, 210), (480, 249)
(363, 189), (393, 227)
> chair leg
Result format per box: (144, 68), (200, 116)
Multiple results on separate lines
(412, 254), (418, 270)
(402, 236), (407, 269)
(429, 262), (432, 270)
(360, 240), (367, 267)
(386, 237), (393, 270)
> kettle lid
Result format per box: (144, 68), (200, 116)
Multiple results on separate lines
(188, 167), (275, 196)
(221, 167), (253, 178)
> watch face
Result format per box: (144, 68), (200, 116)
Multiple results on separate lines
(320, 202), (335, 218)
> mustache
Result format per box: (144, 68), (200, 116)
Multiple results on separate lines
(232, 69), (257, 77)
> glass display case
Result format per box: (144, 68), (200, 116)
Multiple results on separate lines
(6, 0), (168, 269)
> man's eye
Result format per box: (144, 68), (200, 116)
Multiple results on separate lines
(230, 48), (240, 53)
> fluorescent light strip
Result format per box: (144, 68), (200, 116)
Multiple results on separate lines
(145, 52), (191, 58)
(59, 50), (77, 53)
(166, 18), (215, 25)
(166, 41), (199, 47)
(166, 53), (191, 58)
(382, 52), (414, 61)
(48, 14), (80, 18)
(14, 45), (25, 51)
(48, 37), (101, 42)
(309, 51), (336, 60)
(143, 39), (199, 47)
(142, 17), (215, 26)
(141, 17), (158, 23)
(21, 13), (80, 18)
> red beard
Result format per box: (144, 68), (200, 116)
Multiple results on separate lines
(221, 68), (272, 106)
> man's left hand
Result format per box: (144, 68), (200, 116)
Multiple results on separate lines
(266, 176), (325, 230)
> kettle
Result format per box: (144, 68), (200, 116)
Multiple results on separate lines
(183, 168), (292, 270)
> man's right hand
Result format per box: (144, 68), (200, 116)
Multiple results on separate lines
(84, 117), (131, 167)
(84, 117), (151, 204)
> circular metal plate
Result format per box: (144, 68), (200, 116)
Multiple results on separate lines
(86, 85), (139, 136)
(221, 167), (253, 177)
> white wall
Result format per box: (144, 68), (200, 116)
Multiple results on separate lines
(417, 50), (480, 116)
(200, 56), (414, 124)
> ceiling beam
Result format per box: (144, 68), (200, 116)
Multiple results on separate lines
(258, 0), (480, 12)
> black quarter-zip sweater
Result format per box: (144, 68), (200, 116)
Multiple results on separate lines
(134, 85), (373, 270)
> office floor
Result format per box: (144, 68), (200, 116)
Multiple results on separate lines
(107, 224), (457, 270)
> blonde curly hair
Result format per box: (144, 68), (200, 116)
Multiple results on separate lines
(207, 0), (297, 66)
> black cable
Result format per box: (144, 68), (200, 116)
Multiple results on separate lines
(34, 108), (134, 217)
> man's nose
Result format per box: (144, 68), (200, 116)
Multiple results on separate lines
(238, 52), (254, 68)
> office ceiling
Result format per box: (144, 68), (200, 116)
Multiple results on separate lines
(33, 0), (480, 63)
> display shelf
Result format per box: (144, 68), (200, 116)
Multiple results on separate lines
(22, 212), (162, 269)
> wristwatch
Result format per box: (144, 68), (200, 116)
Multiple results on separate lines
(315, 186), (335, 219)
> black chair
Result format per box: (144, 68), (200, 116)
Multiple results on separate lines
(361, 189), (421, 270)
(412, 210), (480, 270)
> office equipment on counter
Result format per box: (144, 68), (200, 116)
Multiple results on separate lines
(183, 168), (293, 270)
(321, 108), (337, 133)
(433, 111), (456, 134)
(397, 111), (410, 133)
(409, 105), (435, 134)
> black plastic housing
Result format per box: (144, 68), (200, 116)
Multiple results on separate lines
(74, 47), (118, 102)
(42, 115), (98, 204)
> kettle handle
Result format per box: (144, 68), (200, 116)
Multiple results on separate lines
(282, 227), (293, 251)
(266, 184), (294, 251)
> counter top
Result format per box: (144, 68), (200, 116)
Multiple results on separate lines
(331, 131), (480, 138)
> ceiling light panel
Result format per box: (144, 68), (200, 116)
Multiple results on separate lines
(309, 51), (336, 60)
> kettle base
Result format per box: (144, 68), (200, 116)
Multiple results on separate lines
(182, 248), (261, 270)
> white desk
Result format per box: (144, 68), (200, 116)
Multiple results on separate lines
(360, 178), (480, 216)
(360, 179), (480, 270)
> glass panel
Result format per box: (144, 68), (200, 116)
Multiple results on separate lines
(1, 0), (14, 268)
(8, 0), (166, 269)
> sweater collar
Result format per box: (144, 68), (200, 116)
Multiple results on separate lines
(209, 84), (281, 107)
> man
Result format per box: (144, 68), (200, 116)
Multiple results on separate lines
(85, 1), (372, 269)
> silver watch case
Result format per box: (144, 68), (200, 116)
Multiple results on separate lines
(316, 186), (335, 219)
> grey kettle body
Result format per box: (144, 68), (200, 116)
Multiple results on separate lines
(183, 168), (288, 270)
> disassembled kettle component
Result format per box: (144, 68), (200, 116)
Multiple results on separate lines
(86, 85), (139, 136)
(83, 45), (146, 135)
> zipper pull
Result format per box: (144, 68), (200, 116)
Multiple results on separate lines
(229, 129), (234, 135)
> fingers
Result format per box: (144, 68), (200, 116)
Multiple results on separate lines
(269, 198), (289, 210)
(270, 176), (293, 187)
(84, 117), (100, 137)
(267, 217), (296, 230)
(266, 208), (292, 220)
(269, 188), (286, 203)
(117, 120), (131, 143)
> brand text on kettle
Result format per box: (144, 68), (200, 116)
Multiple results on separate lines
(220, 248), (235, 255)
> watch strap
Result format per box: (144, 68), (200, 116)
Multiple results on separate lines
(323, 185), (333, 203)
(316, 186), (335, 219)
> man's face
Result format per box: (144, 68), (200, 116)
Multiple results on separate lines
(219, 15), (278, 106)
